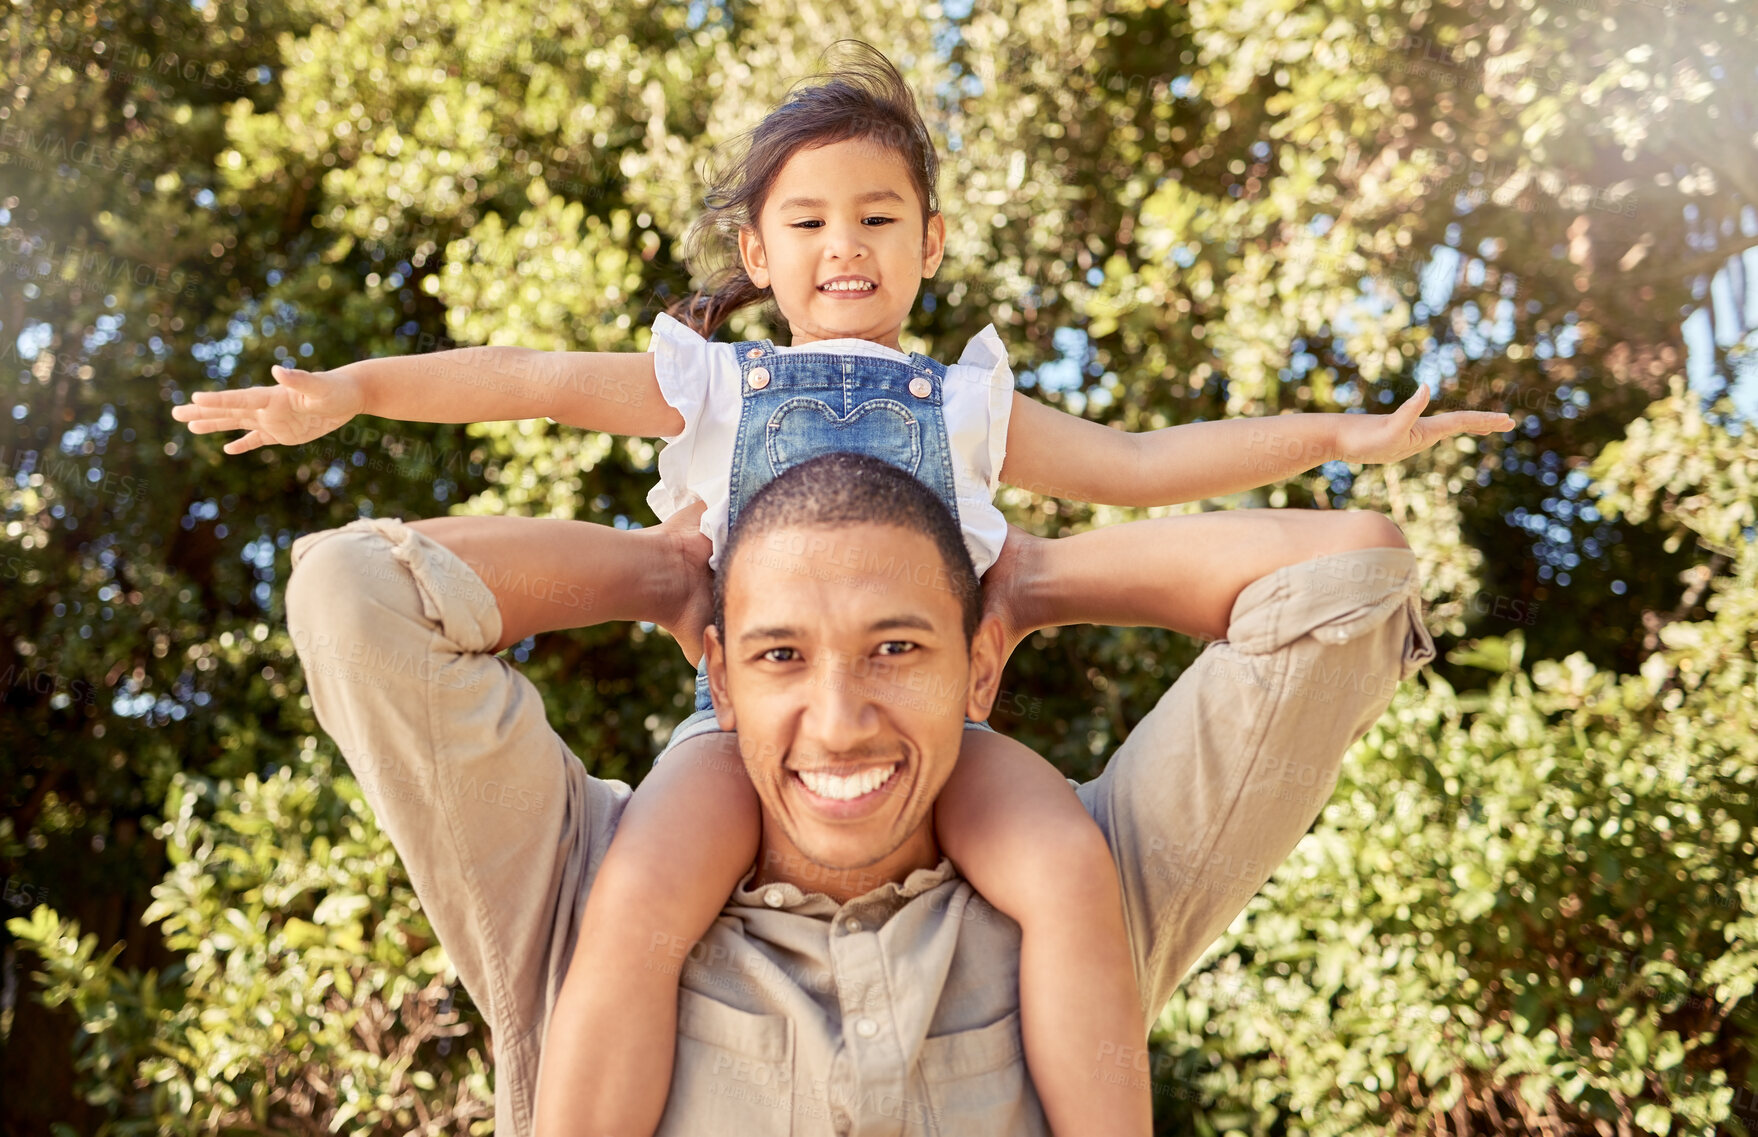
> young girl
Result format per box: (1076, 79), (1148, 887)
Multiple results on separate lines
(175, 42), (1511, 1135)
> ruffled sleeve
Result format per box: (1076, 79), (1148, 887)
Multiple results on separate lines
(643, 311), (713, 519)
(956, 323), (1016, 490)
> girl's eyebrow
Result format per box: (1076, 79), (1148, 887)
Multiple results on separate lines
(776, 189), (907, 211)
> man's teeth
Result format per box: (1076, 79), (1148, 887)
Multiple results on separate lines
(797, 764), (896, 801)
(821, 281), (875, 291)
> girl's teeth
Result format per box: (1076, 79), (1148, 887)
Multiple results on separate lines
(798, 764), (896, 801)
(822, 281), (874, 292)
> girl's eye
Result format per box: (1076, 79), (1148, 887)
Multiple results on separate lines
(760, 647), (800, 663)
(876, 641), (916, 656)
(789, 217), (894, 228)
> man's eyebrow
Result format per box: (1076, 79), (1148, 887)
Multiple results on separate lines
(775, 189), (908, 211)
(737, 613), (939, 646)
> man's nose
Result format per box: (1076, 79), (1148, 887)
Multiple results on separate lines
(800, 656), (882, 752)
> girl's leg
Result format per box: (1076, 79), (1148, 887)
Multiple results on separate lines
(935, 729), (1153, 1137)
(535, 729), (760, 1137)
(987, 507), (1406, 661)
(408, 498), (713, 659)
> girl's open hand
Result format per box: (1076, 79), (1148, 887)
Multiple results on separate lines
(1335, 385), (1516, 465)
(171, 364), (366, 455)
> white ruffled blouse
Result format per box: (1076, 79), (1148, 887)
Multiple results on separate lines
(642, 311), (1016, 575)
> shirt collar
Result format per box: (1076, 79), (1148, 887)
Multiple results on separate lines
(729, 855), (961, 914)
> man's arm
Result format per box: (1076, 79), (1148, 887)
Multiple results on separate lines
(1061, 512), (1436, 1027)
(285, 516), (634, 1135)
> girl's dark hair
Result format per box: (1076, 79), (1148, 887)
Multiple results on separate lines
(664, 39), (940, 340)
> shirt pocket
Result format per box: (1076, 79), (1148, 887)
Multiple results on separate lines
(917, 1009), (1049, 1136)
(656, 986), (797, 1137)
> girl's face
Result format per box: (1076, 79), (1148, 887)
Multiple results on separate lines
(739, 136), (946, 352)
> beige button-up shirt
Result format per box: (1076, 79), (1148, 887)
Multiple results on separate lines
(286, 517), (1434, 1135)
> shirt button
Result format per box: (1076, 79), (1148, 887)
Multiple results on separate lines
(748, 365), (771, 390)
(763, 887), (786, 908)
(843, 917), (861, 933)
(746, 347), (764, 359)
(854, 1016), (879, 1038)
(908, 375), (932, 398)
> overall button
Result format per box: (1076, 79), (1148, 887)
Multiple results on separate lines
(908, 375), (932, 399)
(843, 917), (862, 933)
(746, 347), (764, 359)
(748, 365), (771, 390)
(763, 887), (786, 908)
(854, 1016), (880, 1039)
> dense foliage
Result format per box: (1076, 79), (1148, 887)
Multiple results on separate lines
(2, 0), (1754, 1131)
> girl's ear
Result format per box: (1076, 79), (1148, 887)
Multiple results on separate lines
(921, 211), (947, 278)
(738, 223), (769, 289)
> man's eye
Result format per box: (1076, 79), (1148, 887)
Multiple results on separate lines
(760, 647), (800, 663)
(876, 641), (916, 656)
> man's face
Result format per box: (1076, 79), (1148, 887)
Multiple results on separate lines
(704, 522), (1002, 887)
(738, 136), (947, 353)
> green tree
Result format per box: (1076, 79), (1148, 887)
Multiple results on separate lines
(4, 0), (1755, 1129)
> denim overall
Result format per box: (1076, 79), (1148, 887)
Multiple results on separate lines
(657, 334), (994, 759)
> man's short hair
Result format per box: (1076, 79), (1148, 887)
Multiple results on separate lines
(713, 452), (982, 644)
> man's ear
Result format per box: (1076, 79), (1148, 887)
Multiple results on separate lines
(964, 614), (1005, 723)
(704, 624), (738, 731)
(737, 223), (769, 291)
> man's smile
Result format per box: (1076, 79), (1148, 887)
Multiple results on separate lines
(785, 755), (908, 819)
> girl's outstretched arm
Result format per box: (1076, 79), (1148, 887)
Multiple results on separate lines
(172, 346), (681, 455)
(998, 386), (1514, 506)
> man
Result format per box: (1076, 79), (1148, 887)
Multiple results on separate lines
(285, 452), (1434, 1135)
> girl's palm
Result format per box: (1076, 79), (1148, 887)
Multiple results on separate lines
(1339, 385), (1516, 465)
(171, 365), (365, 455)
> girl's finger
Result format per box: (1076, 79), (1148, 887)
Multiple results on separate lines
(222, 430), (264, 455)
(186, 415), (255, 434)
(190, 388), (270, 408)
(1391, 385), (1431, 427)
